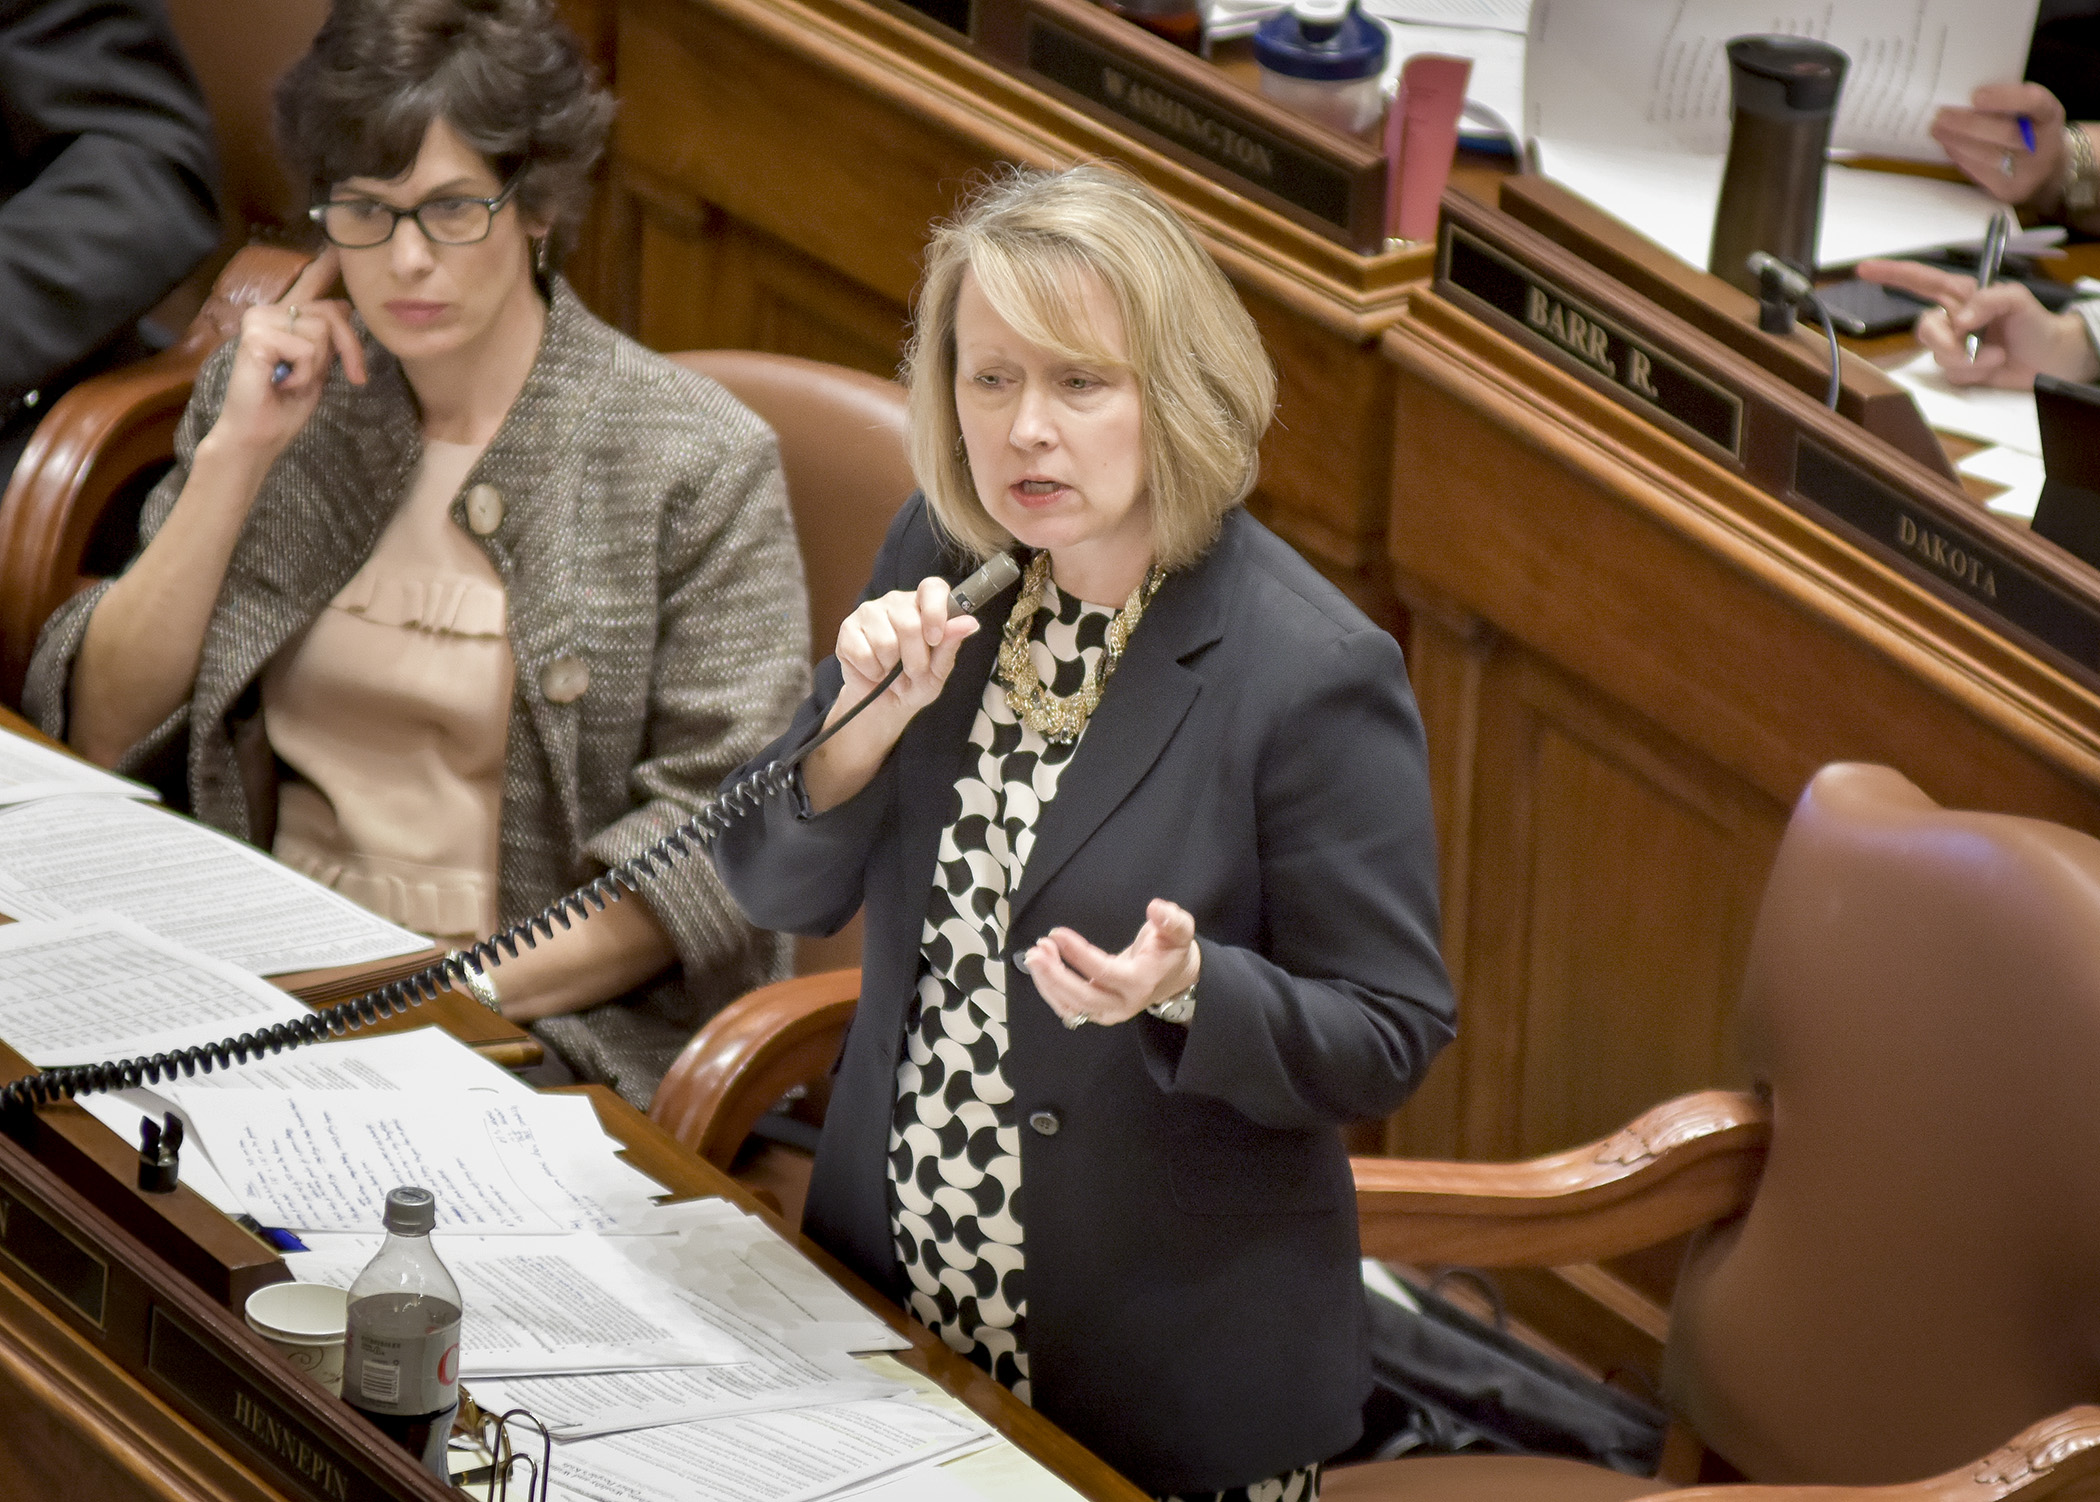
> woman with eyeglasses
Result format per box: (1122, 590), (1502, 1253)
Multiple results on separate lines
(24, 0), (809, 1102)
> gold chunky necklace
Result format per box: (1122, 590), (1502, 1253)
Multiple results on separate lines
(996, 551), (1164, 743)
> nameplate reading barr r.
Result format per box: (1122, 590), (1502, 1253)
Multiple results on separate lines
(1437, 223), (1744, 460)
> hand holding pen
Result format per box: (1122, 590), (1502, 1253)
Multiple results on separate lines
(1930, 82), (2066, 207)
(211, 248), (367, 461)
(1963, 208), (2013, 362)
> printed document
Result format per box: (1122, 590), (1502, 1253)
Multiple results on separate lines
(287, 1232), (755, 1376)
(617, 1199), (909, 1356)
(76, 1028), (538, 1214)
(467, 1291), (897, 1437)
(176, 1090), (662, 1234)
(0, 725), (156, 806)
(1523, 0), (2037, 266)
(544, 1397), (993, 1502)
(0, 795), (427, 974)
(0, 913), (309, 1067)
(1526, 0), (2037, 160)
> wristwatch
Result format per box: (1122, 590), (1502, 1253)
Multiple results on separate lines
(1147, 950), (1198, 1026)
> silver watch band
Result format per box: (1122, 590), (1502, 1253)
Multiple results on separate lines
(1147, 949), (1199, 1025)
(451, 956), (503, 1014)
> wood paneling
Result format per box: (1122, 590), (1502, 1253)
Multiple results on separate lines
(1384, 273), (2100, 1160)
(569, 0), (1433, 627)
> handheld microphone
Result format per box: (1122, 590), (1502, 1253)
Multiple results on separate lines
(945, 551), (1023, 621)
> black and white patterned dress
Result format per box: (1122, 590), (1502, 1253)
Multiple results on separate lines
(886, 577), (1321, 1502)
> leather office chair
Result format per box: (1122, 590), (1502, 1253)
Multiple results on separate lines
(669, 350), (912, 977)
(648, 762), (2100, 1499)
(667, 350), (913, 657)
(0, 245), (308, 705)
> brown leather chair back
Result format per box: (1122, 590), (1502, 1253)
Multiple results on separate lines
(668, 351), (913, 658)
(1664, 763), (2100, 1483)
(0, 246), (308, 706)
(161, 0), (327, 314)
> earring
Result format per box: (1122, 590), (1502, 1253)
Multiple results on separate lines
(534, 236), (551, 277)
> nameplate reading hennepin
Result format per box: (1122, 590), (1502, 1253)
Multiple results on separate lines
(1023, 19), (1352, 232)
(147, 1310), (393, 1502)
(1437, 224), (1743, 460)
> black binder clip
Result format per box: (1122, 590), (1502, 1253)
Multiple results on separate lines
(137, 1112), (183, 1193)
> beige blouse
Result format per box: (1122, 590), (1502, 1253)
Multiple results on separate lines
(262, 439), (513, 949)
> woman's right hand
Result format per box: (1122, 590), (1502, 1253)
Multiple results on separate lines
(208, 249), (368, 463)
(1856, 258), (2099, 389)
(803, 577), (979, 812)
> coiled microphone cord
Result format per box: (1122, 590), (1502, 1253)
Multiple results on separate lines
(0, 553), (1020, 1116)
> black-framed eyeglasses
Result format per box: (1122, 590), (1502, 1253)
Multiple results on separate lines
(308, 171), (524, 249)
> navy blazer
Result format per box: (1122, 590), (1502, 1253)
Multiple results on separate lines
(714, 497), (1455, 1494)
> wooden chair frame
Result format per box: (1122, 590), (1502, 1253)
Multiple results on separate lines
(647, 970), (2100, 1501)
(0, 245), (307, 704)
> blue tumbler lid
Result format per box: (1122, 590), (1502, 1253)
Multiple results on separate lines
(1253, 0), (1386, 83)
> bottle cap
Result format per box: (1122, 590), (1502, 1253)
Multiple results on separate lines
(382, 1186), (437, 1236)
(1254, 1), (1386, 81)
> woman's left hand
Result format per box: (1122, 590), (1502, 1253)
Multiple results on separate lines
(1025, 899), (1200, 1028)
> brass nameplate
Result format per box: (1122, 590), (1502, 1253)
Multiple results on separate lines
(147, 1309), (395, 1502)
(1794, 437), (2100, 671)
(1437, 222), (1744, 461)
(973, 0), (1385, 249)
(0, 1186), (108, 1327)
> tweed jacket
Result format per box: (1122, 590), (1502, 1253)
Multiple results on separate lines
(25, 282), (811, 1104)
(715, 497), (1456, 1494)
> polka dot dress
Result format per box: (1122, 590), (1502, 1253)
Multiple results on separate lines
(889, 576), (1109, 1404)
(885, 575), (1322, 1502)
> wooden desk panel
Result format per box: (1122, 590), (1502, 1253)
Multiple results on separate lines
(576, 0), (1433, 626)
(1380, 278), (2100, 1165)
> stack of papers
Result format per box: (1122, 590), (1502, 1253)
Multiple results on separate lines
(0, 721), (1053, 1501)
(0, 793), (427, 975)
(66, 1022), (1006, 1502)
(0, 729), (156, 807)
(1882, 351), (2047, 519)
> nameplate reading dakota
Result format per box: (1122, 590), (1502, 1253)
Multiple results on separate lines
(1023, 18), (1351, 231)
(1437, 224), (1743, 459)
(1794, 437), (2100, 673)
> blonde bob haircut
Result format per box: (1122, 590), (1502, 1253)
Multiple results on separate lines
(904, 164), (1277, 571)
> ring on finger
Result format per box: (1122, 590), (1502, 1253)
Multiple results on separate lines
(286, 304), (301, 331)
(2000, 151), (2015, 176)
(1062, 1011), (1090, 1031)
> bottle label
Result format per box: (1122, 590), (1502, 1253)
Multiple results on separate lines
(344, 1296), (460, 1417)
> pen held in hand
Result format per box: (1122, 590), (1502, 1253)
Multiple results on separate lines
(2018, 115), (2037, 155)
(1964, 209), (2014, 362)
(270, 359), (294, 387)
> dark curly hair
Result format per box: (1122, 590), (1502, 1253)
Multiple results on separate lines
(274, 0), (614, 269)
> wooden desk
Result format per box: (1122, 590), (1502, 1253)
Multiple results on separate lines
(0, 1083), (1140, 1500)
(1377, 198), (2100, 1178)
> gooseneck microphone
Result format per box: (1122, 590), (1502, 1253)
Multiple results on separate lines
(0, 551), (1026, 1114)
(1747, 250), (1842, 411)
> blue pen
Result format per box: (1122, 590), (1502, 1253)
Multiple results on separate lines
(2019, 115), (2037, 154)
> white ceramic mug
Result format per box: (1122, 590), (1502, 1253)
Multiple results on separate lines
(245, 1281), (349, 1396)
